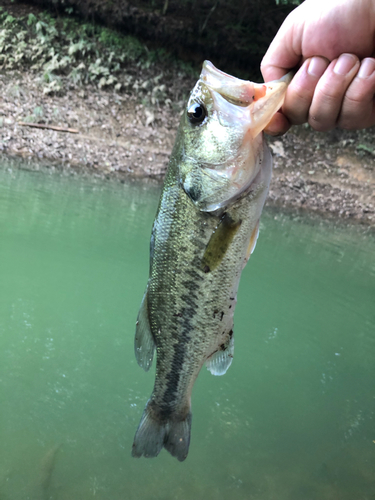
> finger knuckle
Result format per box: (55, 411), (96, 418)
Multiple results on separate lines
(308, 114), (334, 132)
(338, 109), (369, 130)
(338, 93), (374, 129)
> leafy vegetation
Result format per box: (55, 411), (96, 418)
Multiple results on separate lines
(20, 0), (297, 80)
(0, 7), (194, 96)
(356, 143), (375, 156)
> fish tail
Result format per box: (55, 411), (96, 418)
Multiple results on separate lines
(132, 402), (192, 462)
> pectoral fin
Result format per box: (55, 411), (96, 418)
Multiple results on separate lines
(134, 291), (155, 371)
(206, 331), (234, 376)
(243, 220), (259, 267)
(201, 213), (241, 273)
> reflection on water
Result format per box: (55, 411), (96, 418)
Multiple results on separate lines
(0, 163), (374, 500)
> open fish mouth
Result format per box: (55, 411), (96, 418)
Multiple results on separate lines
(200, 60), (292, 137)
(201, 60), (292, 105)
(201, 60), (269, 106)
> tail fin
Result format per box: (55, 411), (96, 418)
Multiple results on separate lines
(132, 402), (192, 462)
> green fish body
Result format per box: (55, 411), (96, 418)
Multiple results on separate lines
(132, 61), (291, 461)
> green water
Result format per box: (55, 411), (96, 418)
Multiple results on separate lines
(0, 163), (374, 500)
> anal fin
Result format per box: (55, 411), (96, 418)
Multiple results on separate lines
(205, 332), (234, 376)
(134, 290), (155, 371)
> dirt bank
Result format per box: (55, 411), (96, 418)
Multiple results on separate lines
(0, 2), (374, 227)
(1, 70), (374, 227)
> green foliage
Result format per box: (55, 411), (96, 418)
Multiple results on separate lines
(27, 13), (37, 25)
(23, 105), (45, 122)
(356, 144), (375, 156)
(0, 7), (194, 95)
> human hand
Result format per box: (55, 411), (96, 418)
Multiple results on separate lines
(261, 0), (375, 134)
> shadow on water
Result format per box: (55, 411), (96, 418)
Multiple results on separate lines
(37, 444), (62, 500)
(0, 162), (374, 500)
(0, 443), (61, 500)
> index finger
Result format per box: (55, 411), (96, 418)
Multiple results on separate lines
(261, 17), (304, 82)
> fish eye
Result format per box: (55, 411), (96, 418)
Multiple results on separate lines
(187, 103), (207, 125)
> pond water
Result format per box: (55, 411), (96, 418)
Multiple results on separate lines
(0, 162), (374, 500)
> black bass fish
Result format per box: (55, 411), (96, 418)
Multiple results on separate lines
(132, 61), (291, 461)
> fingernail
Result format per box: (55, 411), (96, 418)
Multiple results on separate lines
(358, 58), (375, 79)
(333, 54), (358, 76)
(307, 57), (327, 78)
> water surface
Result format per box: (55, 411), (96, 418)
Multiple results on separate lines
(0, 163), (374, 500)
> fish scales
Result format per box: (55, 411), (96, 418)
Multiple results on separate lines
(132, 61), (291, 461)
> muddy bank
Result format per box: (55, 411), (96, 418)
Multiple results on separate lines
(267, 129), (375, 224)
(1, 70), (374, 226)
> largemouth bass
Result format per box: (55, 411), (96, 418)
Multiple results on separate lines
(132, 61), (291, 461)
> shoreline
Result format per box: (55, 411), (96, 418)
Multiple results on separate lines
(1, 71), (374, 227)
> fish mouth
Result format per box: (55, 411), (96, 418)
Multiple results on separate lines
(200, 61), (267, 106)
(200, 61), (292, 136)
